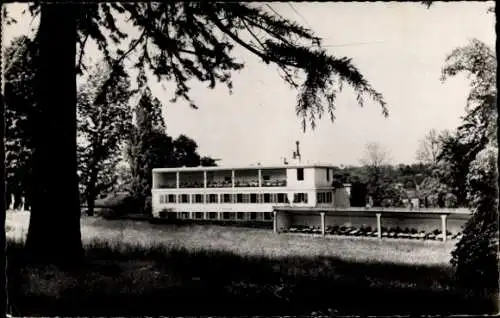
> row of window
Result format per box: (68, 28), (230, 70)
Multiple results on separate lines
(174, 211), (274, 221)
(158, 192), (310, 204)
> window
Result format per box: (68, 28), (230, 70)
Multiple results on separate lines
(224, 176), (231, 182)
(223, 212), (231, 220)
(250, 193), (258, 203)
(277, 193), (288, 203)
(222, 193), (232, 203)
(262, 193), (271, 203)
(250, 212), (257, 220)
(194, 212), (204, 219)
(263, 175), (270, 181)
(192, 194), (204, 203)
(236, 212), (245, 220)
(180, 194), (190, 203)
(179, 212), (189, 219)
(317, 192), (332, 204)
(326, 168), (330, 181)
(206, 194), (218, 203)
(293, 192), (308, 203)
(167, 194), (177, 203)
(264, 212), (273, 220)
(209, 212), (218, 219)
(297, 168), (304, 181)
(236, 193), (244, 203)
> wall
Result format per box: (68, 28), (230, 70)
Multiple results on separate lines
(286, 167), (316, 190)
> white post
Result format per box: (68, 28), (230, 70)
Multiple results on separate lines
(258, 169), (262, 187)
(176, 172), (180, 188)
(441, 214), (447, 242)
(273, 211), (278, 233)
(376, 213), (382, 239)
(203, 171), (207, 188)
(320, 212), (326, 236)
(232, 170), (235, 188)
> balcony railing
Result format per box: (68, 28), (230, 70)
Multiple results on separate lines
(158, 183), (177, 189)
(235, 180), (259, 187)
(262, 180), (287, 187)
(179, 181), (204, 188)
(157, 179), (287, 188)
(207, 181), (232, 188)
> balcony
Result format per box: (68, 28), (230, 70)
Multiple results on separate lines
(207, 180), (232, 188)
(157, 183), (177, 189)
(262, 180), (287, 187)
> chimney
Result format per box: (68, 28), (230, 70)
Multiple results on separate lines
(292, 141), (301, 163)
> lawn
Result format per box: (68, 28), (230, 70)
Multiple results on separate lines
(7, 211), (455, 265)
(5, 211), (497, 316)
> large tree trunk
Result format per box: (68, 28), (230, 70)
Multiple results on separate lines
(25, 3), (84, 264)
(86, 169), (98, 216)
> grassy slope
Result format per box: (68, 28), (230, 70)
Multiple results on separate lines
(5, 212), (498, 316)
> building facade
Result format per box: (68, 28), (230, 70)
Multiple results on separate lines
(151, 164), (351, 221)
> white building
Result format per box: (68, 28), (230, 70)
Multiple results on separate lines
(151, 164), (351, 222)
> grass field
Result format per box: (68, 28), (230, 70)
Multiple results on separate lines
(5, 211), (498, 316)
(7, 211), (455, 265)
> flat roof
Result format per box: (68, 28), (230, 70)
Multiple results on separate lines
(153, 163), (338, 173)
(273, 206), (472, 215)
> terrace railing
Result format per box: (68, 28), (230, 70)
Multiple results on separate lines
(262, 180), (287, 187)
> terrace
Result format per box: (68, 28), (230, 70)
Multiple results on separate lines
(154, 167), (288, 189)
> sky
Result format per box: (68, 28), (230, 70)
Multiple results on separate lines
(2, 2), (496, 167)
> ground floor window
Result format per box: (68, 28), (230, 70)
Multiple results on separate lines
(223, 212), (235, 220)
(264, 212), (273, 220)
(179, 212), (189, 219)
(167, 194), (176, 203)
(293, 192), (308, 204)
(192, 194), (204, 203)
(209, 212), (218, 219)
(250, 212), (257, 220)
(222, 193), (233, 203)
(277, 193), (288, 203)
(180, 194), (190, 203)
(317, 191), (333, 204)
(194, 212), (204, 219)
(236, 212), (245, 220)
(206, 194), (218, 203)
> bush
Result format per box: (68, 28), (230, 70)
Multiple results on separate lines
(451, 146), (498, 295)
(144, 196), (152, 216)
(94, 192), (141, 219)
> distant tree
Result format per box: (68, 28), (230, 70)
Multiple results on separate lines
(173, 134), (201, 167)
(127, 84), (173, 213)
(435, 130), (475, 206)
(200, 156), (218, 167)
(416, 129), (441, 166)
(360, 142), (392, 206)
(4, 36), (37, 211)
(349, 179), (368, 207)
(77, 61), (134, 215)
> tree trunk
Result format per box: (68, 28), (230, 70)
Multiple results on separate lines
(25, 3), (84, 264)
(86, 170), (98, 216)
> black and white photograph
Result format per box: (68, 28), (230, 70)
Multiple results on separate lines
(2, 1), (498, 316)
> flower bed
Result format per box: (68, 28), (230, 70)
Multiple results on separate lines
(283, 224), (458, 241)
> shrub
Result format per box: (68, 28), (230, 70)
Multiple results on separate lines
(451, 146), (499, 295)
(94, 192), (141, 219)
(144, 196), (152, 216)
